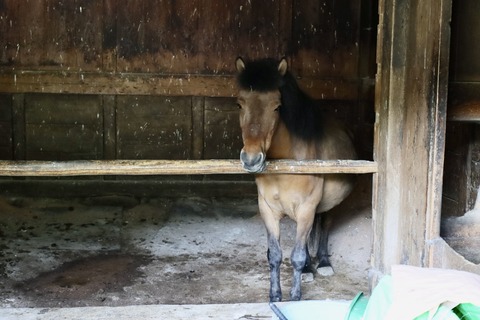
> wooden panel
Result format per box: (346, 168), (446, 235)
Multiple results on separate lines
(0, 0), (369, 77)
(203, 98), (242, 159)
(102, 95), (117, 160)
(468, 127), (480, 210)
(116, 96), (192, 159)
(0, 0), (103, 71)
(373, 0), (451, 278)
(442, 123), (471, 218)
(191, 97), (205, 160)
(0, 0), (374, 100)
(291, 0), (361, 78)
(116, 0), (285, 74)
(0, 95), (13, 159)
(196, 0), (286, 73)
(0, 179), (258, 198)
(449, 0), (480, 82)
(12, 94), (26, 160)
(24, 94), (103, 160)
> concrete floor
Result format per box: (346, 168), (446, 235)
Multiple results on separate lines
(0, 303), (276, 320)
(0, 177), (372, 317)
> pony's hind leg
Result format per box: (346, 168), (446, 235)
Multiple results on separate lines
(316, 213), (334, 276)
(301, 246), (315, 282)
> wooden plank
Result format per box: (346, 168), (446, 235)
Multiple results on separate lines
(448, 101), (480, 122)
(203, 97), (242, 159)
(373, 0), (451, 281)
(23, 94), (104, 160)
(116, 96), (192, 159)
(0, 95), (13, 160)
(0, 0), (103, 71)
(191, 97), (204, 160)
(0, 159), (377, 176)
(291, 0), (361, 78)
(12, 94), (26, 160)
(102, 95), (117, 160)
(449, 0), (480, 82)
(442, 122), (471, 217)
(0, 72), (362, 100)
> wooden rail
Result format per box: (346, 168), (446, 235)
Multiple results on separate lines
(0, 159), (377, 177)
(0, 72), (362, 100)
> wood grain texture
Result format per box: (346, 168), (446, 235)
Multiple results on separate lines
(373, 0), (451, 279)
(0, 159), (377, 176)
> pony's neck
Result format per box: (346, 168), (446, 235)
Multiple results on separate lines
(278, 73), (322, 141)
(267, 121), (316, 160)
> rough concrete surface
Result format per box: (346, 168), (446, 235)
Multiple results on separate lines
(0, 177), (372, 318)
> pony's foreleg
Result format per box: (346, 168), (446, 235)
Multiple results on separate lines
(259, 199), (283, 302)
(290, 212), (316, 301)
(267, 231), (282, 302)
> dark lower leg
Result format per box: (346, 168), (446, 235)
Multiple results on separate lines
(290, 243), (307, 301)
(267, 233), (282, 302)
(302, 246), (313, 273)
(317, 214), (332, 269)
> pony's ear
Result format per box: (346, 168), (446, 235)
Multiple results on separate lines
(236, 57), (245, 72)
(278, 58), (288, 76)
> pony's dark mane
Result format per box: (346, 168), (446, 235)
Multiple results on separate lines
(237, 58), (323, 140)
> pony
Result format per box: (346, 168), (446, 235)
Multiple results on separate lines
(235, 57), (357, 301)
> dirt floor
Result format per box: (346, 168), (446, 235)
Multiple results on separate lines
(0, 177), (373, 308)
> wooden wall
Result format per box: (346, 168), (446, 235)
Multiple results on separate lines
(443, 0), (480, 217)
(0, 0), (376, 196)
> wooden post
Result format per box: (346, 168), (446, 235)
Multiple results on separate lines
(373, 0), (452, 282)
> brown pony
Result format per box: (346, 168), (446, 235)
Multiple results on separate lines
(235, 57), (357, 302)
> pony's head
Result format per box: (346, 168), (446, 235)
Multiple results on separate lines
(235, 57), (288, 173)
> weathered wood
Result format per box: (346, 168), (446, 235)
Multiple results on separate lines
(12, 94), (26, 160)
(442, 122), (472, 217)
(191, 97), (205, 160)
(373, 0), (452, 281)
(0, 159), (377, 176)
(0, 0), (367, 82)
(203, 97), (242, 159)
(448, 101), (480, 122)
(290, 0), (361, 79)
(0, 72), (362, 100)
(103, 95), (117, 160)
(0, 95), (13, 160)
(449, 0), (480, 82)
(24, 94), (104, 160)
(116, 96), (193, 160)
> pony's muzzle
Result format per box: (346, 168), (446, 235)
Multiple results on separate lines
(240, 150), (266, 173)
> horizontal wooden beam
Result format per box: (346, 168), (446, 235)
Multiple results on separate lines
(0, 71), (362, 100)
(0, 159), (377, 176)
(448, 101), (480, 122)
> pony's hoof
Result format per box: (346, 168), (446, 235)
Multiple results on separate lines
(290, 293), (302, 301)
(301, 272), (314, 283)
(317, 265), (334, 276)
(270, 290), (282, 302)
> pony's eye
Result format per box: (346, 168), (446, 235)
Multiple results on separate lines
(236, 103), (242, 110)
(274, 105), (281, 112)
